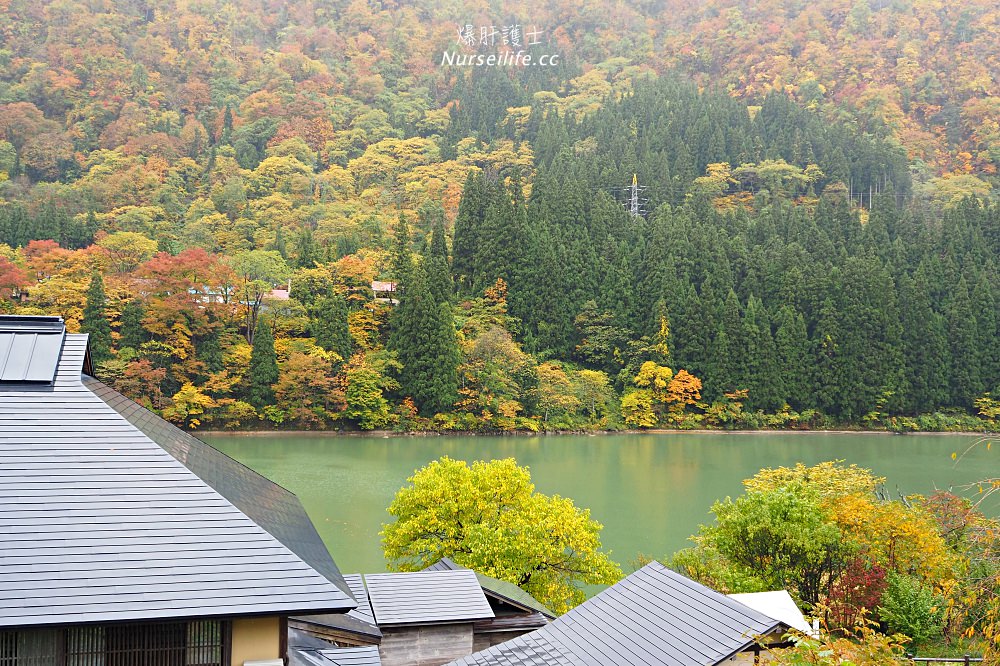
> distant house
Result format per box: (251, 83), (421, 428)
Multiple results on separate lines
(446, 561), (794, 666)
(267, 287), (291, 301)
(0, 315), (357, 666)
(371, 281), (397, 305)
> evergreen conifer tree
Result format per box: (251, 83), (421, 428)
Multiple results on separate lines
(426, 217), (453, 305)
(390, 265), (459, 416)
(773, 305), (810, 410)
(118, 299), (148, 351)
(311, 294), (353, 364)
(246, 317), (279, 409)
(81, 272), (112, 365)
(947, 277), (981, 407)
(197, 327), (225, 375)
(742, 295), (780, 411)
(390, 213), (413, 291)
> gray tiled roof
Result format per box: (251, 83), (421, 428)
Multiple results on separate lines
(293, 573), (382, 639)
(448, 562), (787, 666)
(424, 558), (556, 619)
(365, 570), (495, 627)
(86, 376), (352, 599)
(0, 327), (356, 627)
(293, 647), (382, 666)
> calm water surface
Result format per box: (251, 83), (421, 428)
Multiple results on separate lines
(204, 432), (994, 575)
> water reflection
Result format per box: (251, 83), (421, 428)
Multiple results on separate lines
(204, 432), (991, 575)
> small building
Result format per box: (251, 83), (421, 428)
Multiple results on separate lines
(367, 569), (494, 666)
(292, 563), (553, 666)
(0, 315), (357, 666)
(446, 561), (794, 666)
(371, 281), (397, 305)
(423, 558), (553, 651)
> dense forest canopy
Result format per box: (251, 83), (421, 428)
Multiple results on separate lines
(0, 0), (997, 431)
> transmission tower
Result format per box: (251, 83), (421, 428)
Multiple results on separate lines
(621, 173), (648, 219)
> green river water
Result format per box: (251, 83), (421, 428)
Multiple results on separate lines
(204, 432), (994, 576)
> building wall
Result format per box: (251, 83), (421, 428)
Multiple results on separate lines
(231, 616), (282, 666)
(472, 629), (533, 653)
(379, 624), (473, 666)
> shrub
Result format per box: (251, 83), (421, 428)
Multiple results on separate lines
(878, 572), (945, 646)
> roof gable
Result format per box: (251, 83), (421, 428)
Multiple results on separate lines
(365, 570), (495, 627)
(293, 573), (383, 640)
(0, 327), (355, 627)
(424, 558), (556, 619)
(449, 562), (786, 666)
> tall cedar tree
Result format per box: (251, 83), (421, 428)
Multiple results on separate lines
(426, 216), (453, 305)
(81, 272), (112, 365)
(390, 213), (412, 290)
(390, 264), (459, 416)
(311, 295), (352, 364)
(118, 299), (147, 350)
(246, 318), (278, 409)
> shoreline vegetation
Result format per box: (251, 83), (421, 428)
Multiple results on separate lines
(201, 426), (997, 437)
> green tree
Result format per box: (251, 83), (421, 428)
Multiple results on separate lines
(81, 272), (112, 365)
(310, 294), (352, 364)
(877, 572), (945, 646)
(344, 355), (395, 430)
(390, 213), (412, 288)
(947, 277), (981, 407)
(229, 250), (290, 343)
(683, 484), (857, 609)
(382, 457), (622, 613)
(118, 299), (147, 351)
(425, 214), (452, 305)
(773, 305), (810, 410)
(390, 265), (459, 416)
(245, 317), (278, 409)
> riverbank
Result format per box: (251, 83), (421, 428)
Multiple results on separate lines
(200, 427), (997, 437)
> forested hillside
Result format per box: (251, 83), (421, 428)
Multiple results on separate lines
(0, 0), (997, 431)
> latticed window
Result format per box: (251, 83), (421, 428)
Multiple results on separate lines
(0, 621), (230, 666)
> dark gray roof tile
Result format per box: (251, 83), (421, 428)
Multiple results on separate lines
(292, 647), (381, 666)
(448, 562), (787, 666)
(424, 558), (555, 619)
(0, 326), (356, 627)
(85, 376), (352, 599)
(365, 570), (494, 626)
(293, 573), (382, 639)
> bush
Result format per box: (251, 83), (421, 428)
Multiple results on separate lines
(878, 572), (945, 645)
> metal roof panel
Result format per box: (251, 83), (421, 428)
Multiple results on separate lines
(0, 327), (356, 627)
(85, 376), (352, 600)
(423, 559), (555, 619)
(447, 562), (787, 666)
(365, 570), (494, 626)
(291, 647), (382, 666)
